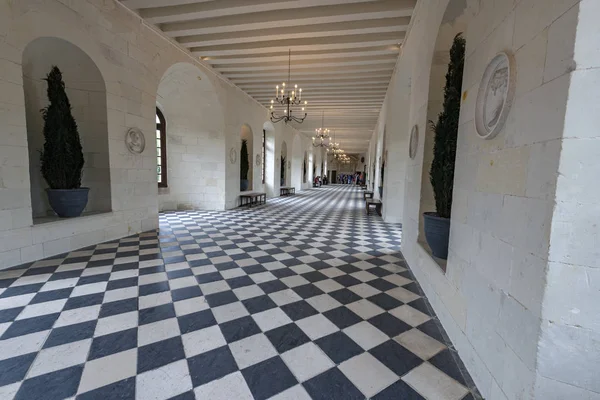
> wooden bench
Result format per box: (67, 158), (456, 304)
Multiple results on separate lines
(364, 191), (374, 200)
(280, 187), (295, 196)
(239, 192), (266, 208)
(366, 199), (382, 216)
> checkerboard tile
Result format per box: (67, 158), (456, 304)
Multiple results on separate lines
(0, 185), (480, 400)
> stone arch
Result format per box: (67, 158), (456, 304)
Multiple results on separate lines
(156, 62), (225, 211)
(22, 37), (111, 221)
(417, 0), (471, 255)
(240, 123), (253, 191)
(291, 134), (303, 190)
(262, 121), (276, 197)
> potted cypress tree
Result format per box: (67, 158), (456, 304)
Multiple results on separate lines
(303, 158), (307, 183)
(240, 139), (249, 191)
(280, 156), (286, 186)
(40, 66), (89, 218)
(423, 34), (465, 260)
(379, 160), (385, 198)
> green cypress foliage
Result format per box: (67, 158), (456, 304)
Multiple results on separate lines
(303, 158), (306, 182)
(240, 139), (249, 180)
(40, 66), (84, 189)
(429, 34), (465, 219)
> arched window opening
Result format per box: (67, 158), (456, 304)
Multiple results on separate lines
(156, 108), (167, 188)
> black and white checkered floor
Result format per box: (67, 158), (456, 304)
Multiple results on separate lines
(0, 185), (480, 400)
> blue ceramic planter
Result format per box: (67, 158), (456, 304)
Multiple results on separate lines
(46, 188), (89, 218)
(423, 212), (450, 259)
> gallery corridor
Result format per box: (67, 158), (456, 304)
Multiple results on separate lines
(0, 186), (478, 400)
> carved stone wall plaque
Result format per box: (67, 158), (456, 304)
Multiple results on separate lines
(229, 147), (237, 164)
(409, 125), (419, 159)
(125, 127), (145, 154)
(475, 51), (516, 140)
(255, 154), (261, 166)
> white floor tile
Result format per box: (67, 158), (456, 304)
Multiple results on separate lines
(138, 318), (181, 346)
(71, 282), (107, 297)
(233, 285), (265, 300)
(136, 360), (192, 400)
(0, 293), (36, 310)
(77, 349), (137, 395)
(343, 321), (388, 350)
(280, 275), (310, 288)
(402, 362), (469, 400)
(390, 305), (431, 327)
(174, 296), (209, 316)
(182, 325), (226, 358)
(395, 328), (446, 360)
(103, 287), (138, 303)
(94, 311), (139, 336)
(194, 371), (253, 400)
(320, 268), (345, 278)
(349, 283), (381, 298)
(386, 287), (420, 303)
(350, 270), (378, 282)
(212, 302), (249, 324)
(0, 330), (49, 361)
(269, 289), (302, 306)
(168, 276), (197, 290)
(384, 274), (412, 287)
(313, 279), (344, 293)
(296, 314), (339, 340)
(229, 333), (277, 369)
(252, 308), (293, 332)
(138, 291), (172, 310)
(16, 299), (67, 320)
(250, 271), (277, 284)
(39, 278), (79, 292)
(28, 339), (92, 378)
(54, 305), (101, 328)
(339, 352), (398, 398)
(346, 299), (384, 319)
(281, 342), (335, 382)
(268, 384), (312, 400)
(199, 280), (230, 295)
(306, 294), (342, 313)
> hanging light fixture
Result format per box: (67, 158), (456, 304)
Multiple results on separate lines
(312, 111), (330, 147)
(328, 130), (340, 156)
(270, 50), (307, 124)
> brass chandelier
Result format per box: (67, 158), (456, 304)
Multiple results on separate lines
(312, 111), (330, 147)
(270, 50), (307, 124)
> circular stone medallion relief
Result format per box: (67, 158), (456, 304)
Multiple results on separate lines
(125, 127), (145, 154)
(409, 125), (419, 159)
(229, 148), (237, 164)
(255, 154), (261, 166)
(475, 51), (516, 140)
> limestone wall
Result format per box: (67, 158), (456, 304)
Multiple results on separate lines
(0, 0), (312, 268)
(373, 0), (585, 398)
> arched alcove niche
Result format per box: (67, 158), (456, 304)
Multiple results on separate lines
(417, 0), (471, 257)
(240, 123), (253, 191)
(22, 37), (111, 222)
(156, 62), (225, 211)
(280, 141), (288, 186)
(262, 121), (276, 197)
(303, 150), (308, 184)
(291, 134), (302, 191)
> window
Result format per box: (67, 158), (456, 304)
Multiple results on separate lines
(261, 129), (266, 184)
(156, 108), (167, 187)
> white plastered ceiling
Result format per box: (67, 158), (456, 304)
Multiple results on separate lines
(119, 0), (417, 153)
